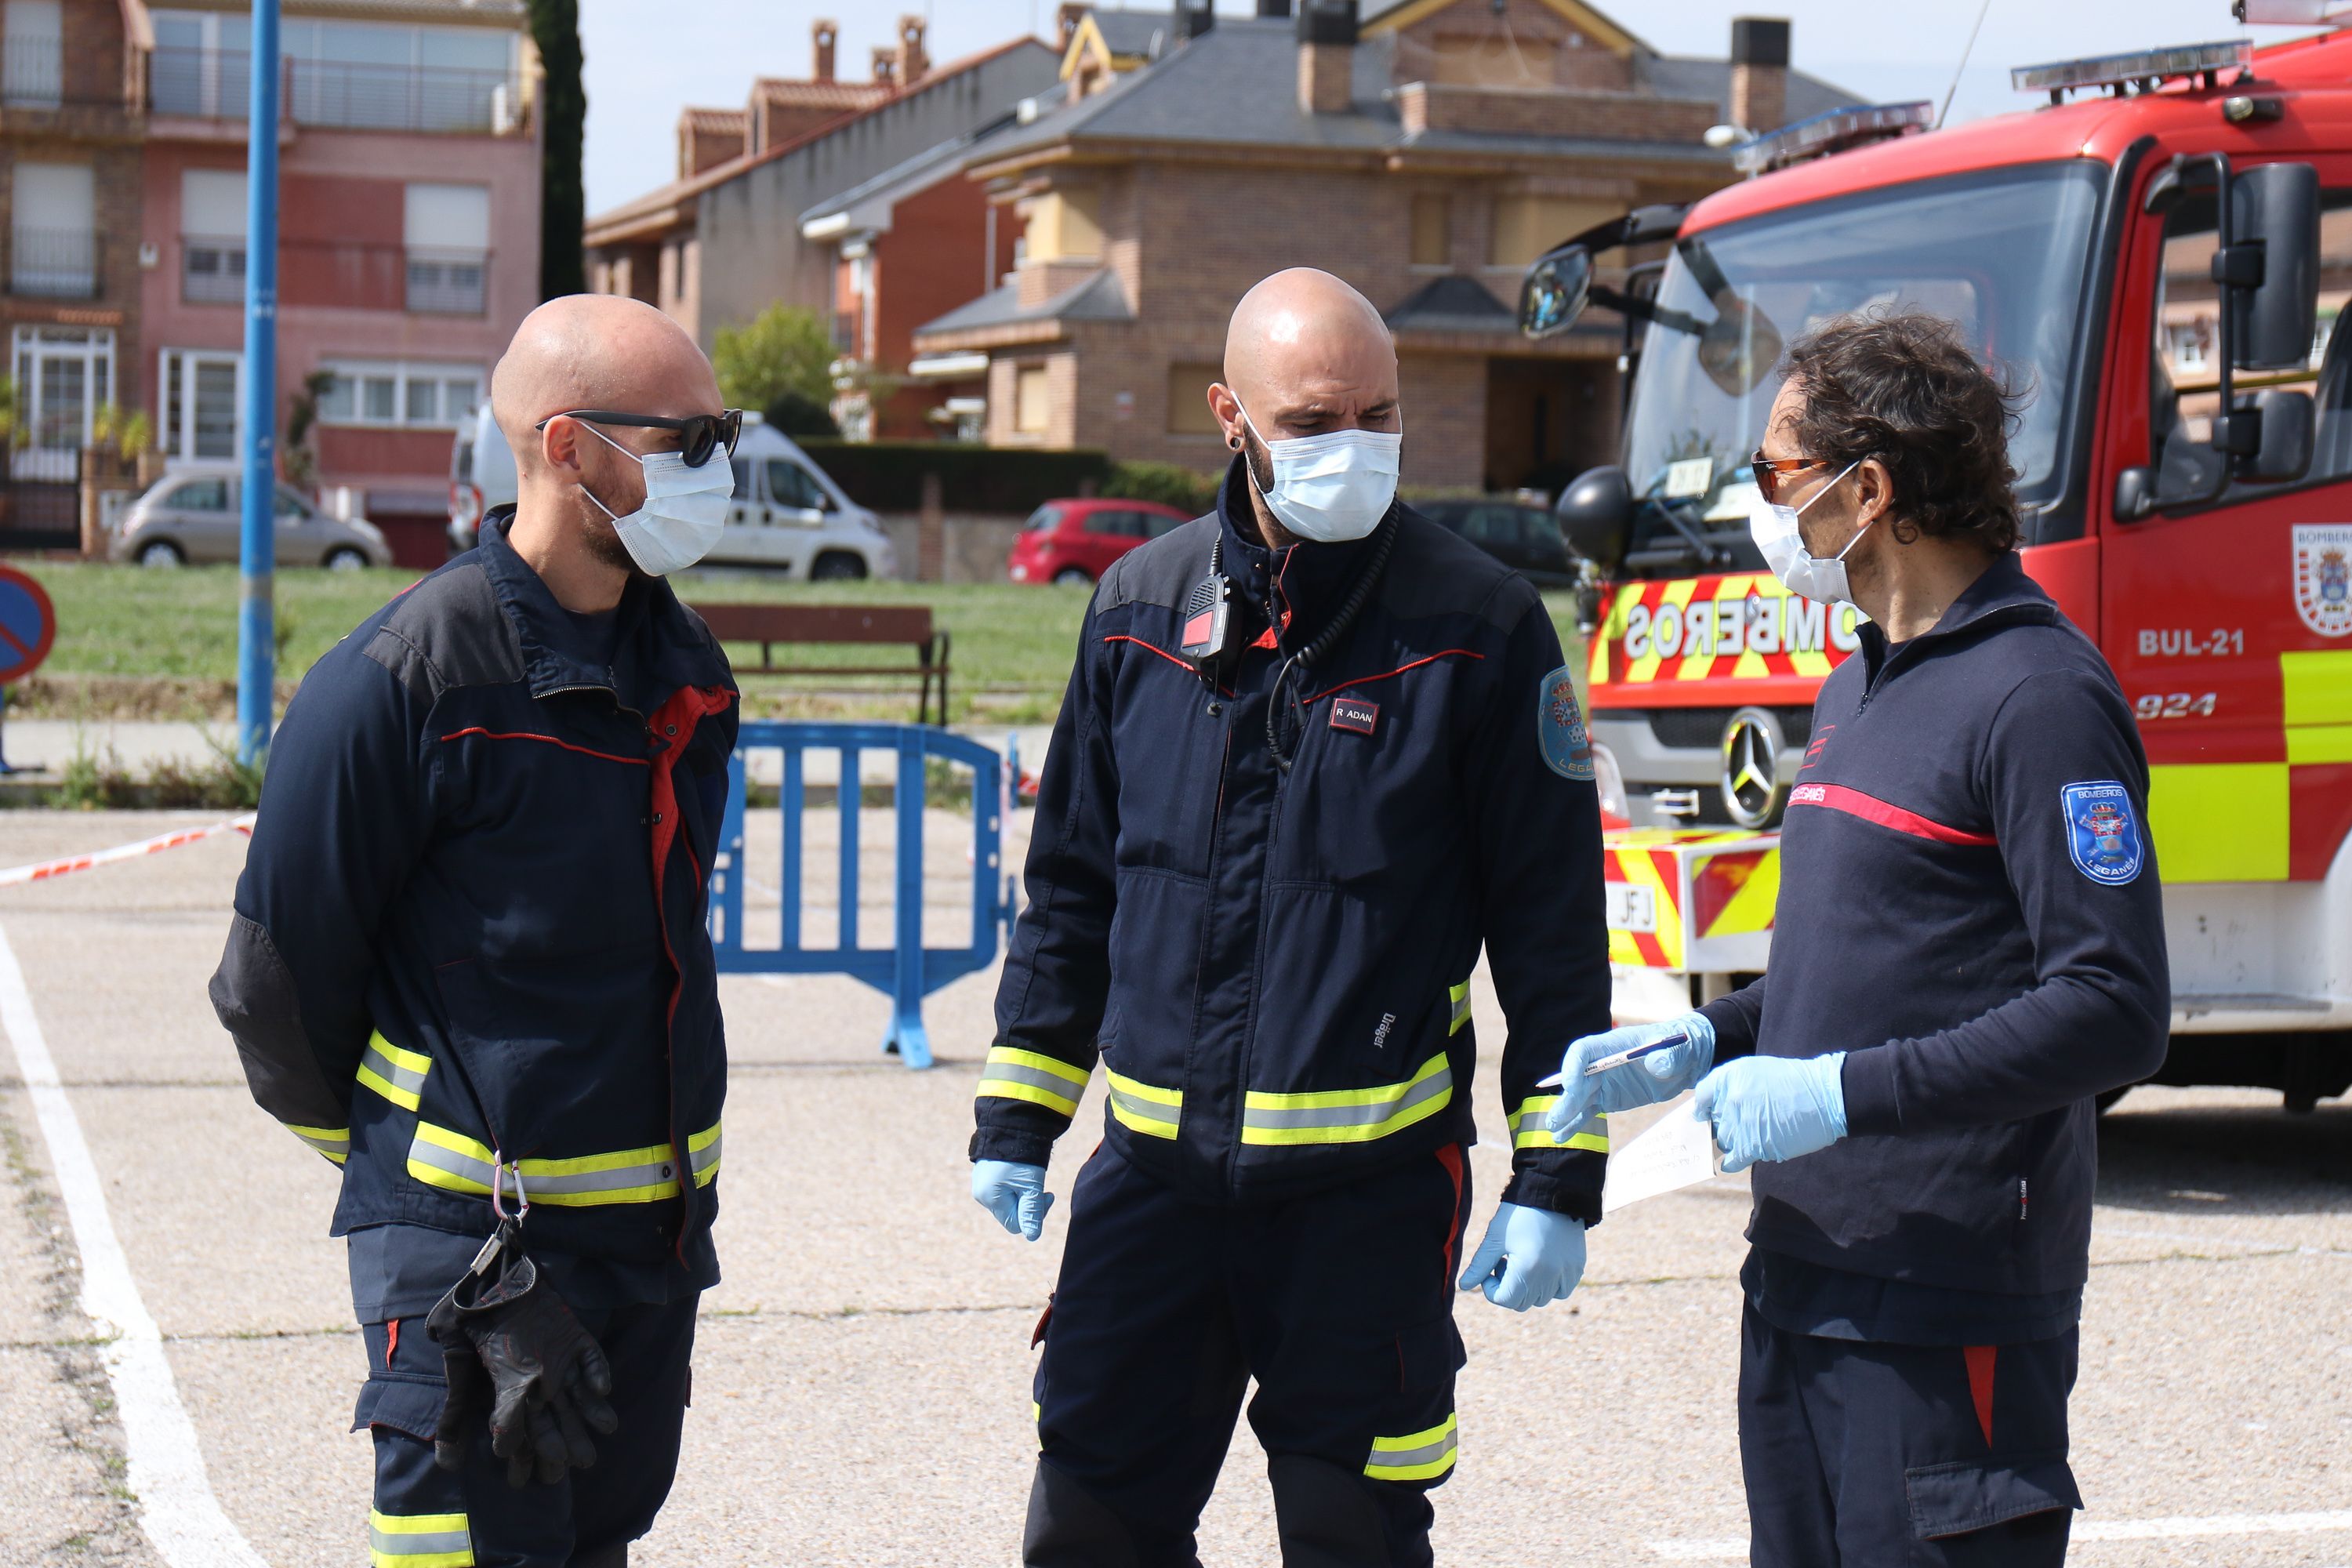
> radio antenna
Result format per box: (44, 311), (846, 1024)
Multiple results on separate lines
(1937, 0), (1997, 129)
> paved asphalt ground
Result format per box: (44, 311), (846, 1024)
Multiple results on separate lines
(1, 808), (2348, 1567)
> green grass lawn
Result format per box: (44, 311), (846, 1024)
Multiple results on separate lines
(17, 561), (1583, 724)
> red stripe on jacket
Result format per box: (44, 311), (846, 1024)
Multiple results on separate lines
(1788, 782), (1997, 847)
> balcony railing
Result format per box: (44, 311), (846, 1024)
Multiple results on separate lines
(181, 237), (246, 304)
(150, 48), (522, 136)
(2, 36), (61, 107)
(10, 228), (100, 299)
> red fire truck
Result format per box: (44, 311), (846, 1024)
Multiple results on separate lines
(1519, 27), (2352, 1110)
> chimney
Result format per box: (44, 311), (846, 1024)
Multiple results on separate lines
(1173, 0), (1214, 44)
(1730, 17), (1789, 136)
(811, 20), (837, 82)
(1296, 0), (1356, 115)
(872, 46), (896, 87)
(1258, 0), (1293, 15)
(1058, 2), (1087, 47)
(898, 14), (930, 85)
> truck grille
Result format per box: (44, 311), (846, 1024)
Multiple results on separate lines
(1646, 706), (1813, 750)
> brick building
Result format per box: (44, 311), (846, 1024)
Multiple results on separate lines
(909, 0), (1852, 495)
(1, 0), (147, 544)
(583, 18), (1059, 353)
(136, 0), (543, 564)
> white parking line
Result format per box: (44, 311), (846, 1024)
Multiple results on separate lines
(0, 924), (267, 1568)
(1650, 1507), (2352, 1559)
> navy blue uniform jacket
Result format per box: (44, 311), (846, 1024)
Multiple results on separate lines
(209, 513), (739, 1283)
(1703, 554), (2169, 1298)
(971, 462), (1614, 1219)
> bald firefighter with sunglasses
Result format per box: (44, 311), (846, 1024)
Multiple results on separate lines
(212, 296), (744, 1568)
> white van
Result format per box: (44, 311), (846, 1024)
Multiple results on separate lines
(446, 409), (897, 579)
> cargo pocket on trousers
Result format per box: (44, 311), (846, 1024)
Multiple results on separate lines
(1394, 1314), (1466, 1394)
(353, 1373), (448, 1443)
(1905, 1452), (2082, 1540)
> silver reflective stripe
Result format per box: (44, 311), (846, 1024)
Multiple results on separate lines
(363, 1040), (426, 1100)
(1367, 1425), (1458, 1472)
(1450, 986), (1471, 1035)
(690, 1133), (722, 1181)
(368, 1522), (471, 1560)
(1109, 1082), (1178, 1131)
(408, 1133), (497, 1192)
(1243, 1063), (1453, 1132)
(982, 1062), (1085, 1102)
(515, 1156), (677, 1200)
(1514, 1105), (1601, 1138)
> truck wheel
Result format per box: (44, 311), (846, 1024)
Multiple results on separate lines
(811, 552), (866, 581)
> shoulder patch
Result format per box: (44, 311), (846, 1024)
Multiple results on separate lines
(1538, 664), (1594, 780)
(2060, 781), (2143, 885)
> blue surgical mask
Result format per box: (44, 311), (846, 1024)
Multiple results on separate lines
(1240, 402), (1402, 543)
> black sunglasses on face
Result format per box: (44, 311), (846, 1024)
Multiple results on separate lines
(538, 408), (744, 468)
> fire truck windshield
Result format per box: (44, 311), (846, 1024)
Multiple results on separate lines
(1616, 161), (2104, 579)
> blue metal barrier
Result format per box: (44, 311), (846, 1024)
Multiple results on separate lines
(709, 721), (1019, 1069)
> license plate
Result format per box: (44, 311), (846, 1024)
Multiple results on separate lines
(1604, 880), (1655, 934)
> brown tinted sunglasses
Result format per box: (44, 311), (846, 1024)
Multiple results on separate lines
(1748, 449), (1833, 504)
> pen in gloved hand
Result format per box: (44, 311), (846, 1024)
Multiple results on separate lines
(1535, 1029), (1690, 1088)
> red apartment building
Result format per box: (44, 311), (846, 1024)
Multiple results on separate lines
(797, 121), (1029, 440)
(137, 0), (542, 564)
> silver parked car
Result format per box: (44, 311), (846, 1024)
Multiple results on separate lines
(109, 467), (394, 569)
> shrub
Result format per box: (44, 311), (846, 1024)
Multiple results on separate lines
(1102, 459), (1219, 516)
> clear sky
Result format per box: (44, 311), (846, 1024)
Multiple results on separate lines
(579, 0), (2325, 215)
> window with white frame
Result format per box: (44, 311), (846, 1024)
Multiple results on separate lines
(3, 0), (62, 107)
(180, 169), (248, 305)
(313, 360), (481, 430)
(405, 183), (490, 314)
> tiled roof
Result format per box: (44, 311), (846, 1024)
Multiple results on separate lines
(914, 269), (1132, 338)
(1384, 274), (1515, 333)
(751, 78), (891, 112)
(586, 35), (1054, 238)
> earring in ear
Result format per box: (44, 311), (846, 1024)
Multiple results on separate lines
(1229, 436), (1241, 450)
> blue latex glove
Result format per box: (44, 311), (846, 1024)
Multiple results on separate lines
(971, 1160), (1054, 1241)
(1691, 1053), (1849, 1174)
(1456, 1202), (1587, 1312)
(1545, 1011), (1717, 1142)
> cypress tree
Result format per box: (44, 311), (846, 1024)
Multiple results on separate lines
(531, 0), (586, 299)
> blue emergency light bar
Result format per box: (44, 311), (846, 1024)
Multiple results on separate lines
(1731, 101), (1935, 176)
(2011, 39), (2249, 101)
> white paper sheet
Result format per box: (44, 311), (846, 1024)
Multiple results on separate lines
(1601, 1098), (1725, 1213)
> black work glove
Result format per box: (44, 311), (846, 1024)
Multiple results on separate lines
(426, 1242), (619, 1486)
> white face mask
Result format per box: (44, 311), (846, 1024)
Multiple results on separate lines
(1748, 460), (1868, 604)
(576, 422), (734, 576)
(1239, 401), (1402, 543)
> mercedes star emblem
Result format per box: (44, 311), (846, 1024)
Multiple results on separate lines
(1720, 708), (1781, 829)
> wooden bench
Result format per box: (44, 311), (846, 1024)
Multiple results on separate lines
(688, 603), (951, 726)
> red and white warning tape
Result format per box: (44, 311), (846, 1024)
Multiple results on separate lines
(0, 812), (256, 889)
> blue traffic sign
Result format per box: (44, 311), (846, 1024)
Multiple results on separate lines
(0, 567), (56, 686)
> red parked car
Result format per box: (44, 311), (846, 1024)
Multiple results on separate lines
(1007, 497), (1193, 584)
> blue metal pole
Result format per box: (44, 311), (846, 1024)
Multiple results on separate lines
(236, 0), (281, 764)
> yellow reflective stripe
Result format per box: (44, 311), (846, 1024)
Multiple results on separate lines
(978, 1047), (1091, 1118)
(356, 1032), (430, 1112)
(1509, 1095), (1608, 1152)
(2149, 762), (2289, 883)
(368, 1508), (474, 1568)
(1448, 980), (1472, 1036)
(1365, 1413), (1459, 1482)
(405, 1120), (723, 1206)
(2282, 648), (2352, 727)
(1241, 1052), (1453, 1145)
(1105, 1069), (1181, 1139)
(285, 1123), (350, 1165)
(2286, 724), (2352, 764)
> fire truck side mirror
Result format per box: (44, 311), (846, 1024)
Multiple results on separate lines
(2247, 387), (2314, 483)
(2228, 162), (2321, 372)
(1556, 464), (1634, 572)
